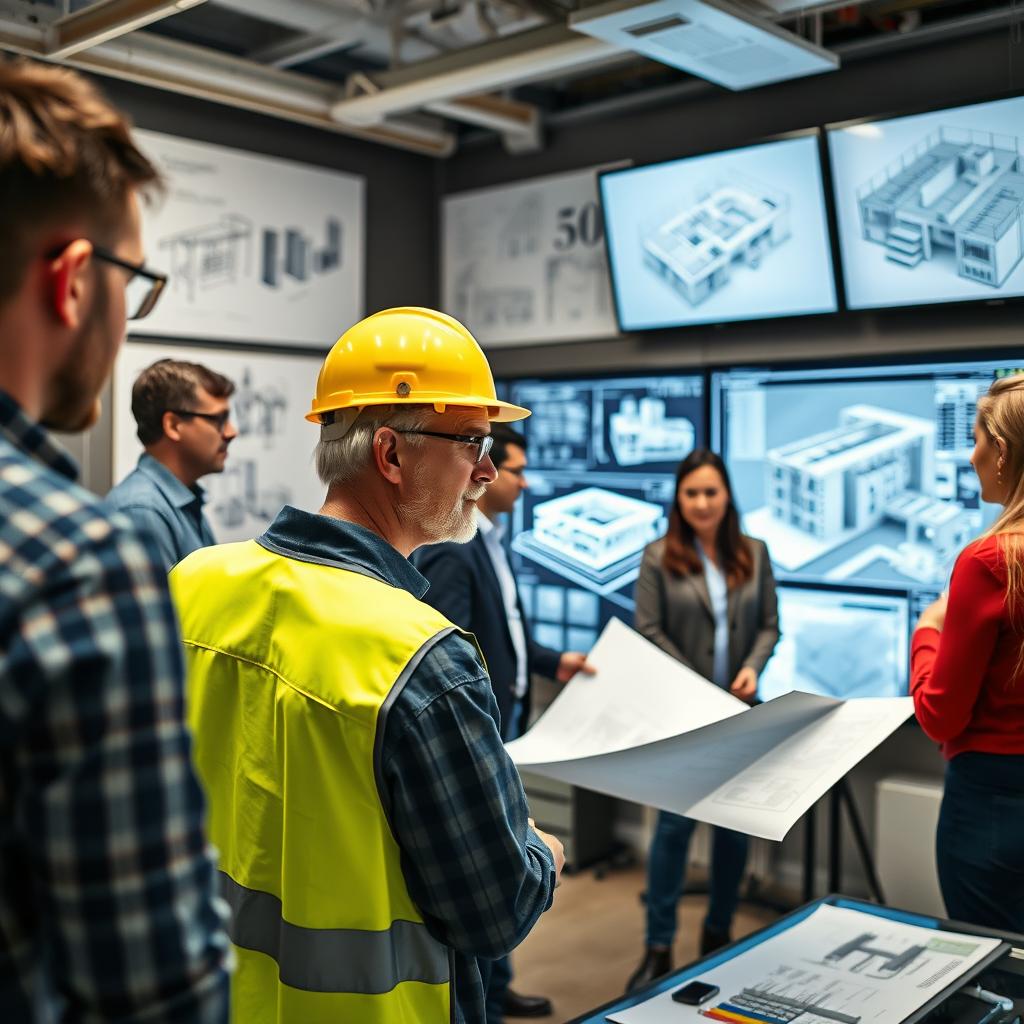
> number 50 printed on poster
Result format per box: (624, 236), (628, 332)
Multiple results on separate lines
(442, 165), (622, 346)
(132, 129), (364, 347)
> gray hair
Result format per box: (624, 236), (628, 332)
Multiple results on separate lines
(315, 404), (434, 488)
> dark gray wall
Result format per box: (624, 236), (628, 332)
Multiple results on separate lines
(65, 74), (439, 493)
(440, 24), (1024, 379)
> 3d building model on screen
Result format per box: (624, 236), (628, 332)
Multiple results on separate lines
(609, 397), (695, 466)
(643, 176), (790, 306)
(760, 403), (975, 584)
(512, 487), (666, 595)
(857, 127), (1024, 287)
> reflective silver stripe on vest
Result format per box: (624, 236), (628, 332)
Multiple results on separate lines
(220, 872), (450, 994)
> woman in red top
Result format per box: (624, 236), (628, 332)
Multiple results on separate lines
(911, 372), (1024, 931)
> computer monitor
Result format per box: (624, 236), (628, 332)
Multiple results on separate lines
(758, 585), (909, 701)
(828, 93), (1024, 311)
(711, 356), (1014, 607)
(599, 133), (838, 331)
(503, 372), (706, 650)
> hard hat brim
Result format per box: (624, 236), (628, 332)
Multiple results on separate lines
(306, 394), (530, 424)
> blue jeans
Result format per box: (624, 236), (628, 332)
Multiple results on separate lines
(936, 751), (1024, 932)
(646, 811), (749, 947)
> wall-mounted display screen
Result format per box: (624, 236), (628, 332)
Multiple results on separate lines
(828, 94), (1024, 310)
(711, 356), (1012, 605)
(759, 585), (909, 701)
(599, 134), (838, 330)
(502, 373), (705, 650)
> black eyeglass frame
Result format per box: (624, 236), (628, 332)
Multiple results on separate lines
(167, 408), (232, 432)
(393, 429), (494, 464)
(91, 244), (167, 321)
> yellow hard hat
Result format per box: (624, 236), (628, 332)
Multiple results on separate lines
(307, 307), (529, 427)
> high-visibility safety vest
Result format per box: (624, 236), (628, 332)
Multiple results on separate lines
(170, 538), (467, 1024)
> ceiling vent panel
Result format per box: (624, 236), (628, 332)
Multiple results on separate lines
(569, 0), (838, 90)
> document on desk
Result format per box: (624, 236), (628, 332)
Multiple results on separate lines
(608, 903), (1007, 1024)
(505, 619), (913, 841)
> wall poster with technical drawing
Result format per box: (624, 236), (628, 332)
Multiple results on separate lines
(131, 129), (364, 347)
(442, 165), (620, 346)
(112, 341), (325, 543)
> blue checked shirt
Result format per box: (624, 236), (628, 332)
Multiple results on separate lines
(0, 391), (230, 1022)
(259, 509), (558, 1024)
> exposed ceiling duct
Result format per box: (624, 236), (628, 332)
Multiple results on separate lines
(568, 0), (839, 89)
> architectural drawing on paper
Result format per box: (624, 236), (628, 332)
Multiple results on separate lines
(497, 194), (542, 260)
(643, 175), (790, 306)
(856, 126), (1024, 287)
(159, 214), (253, 302)
(762, 404), (974, 583)
(232, 369), (287, 444)
(210, 458), (290, 530)
(545, 251), (611, 324)
(261, 217), (342, 288)
(452, 263), (536, 329)
(823, 933), (926, 978)
(609, 396), (695, 466)
(512, 487), (666, 594)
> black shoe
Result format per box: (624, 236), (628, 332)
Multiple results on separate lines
(625, 947), (673, 994)
(503, 988), (553, 1017)
(700, 923), (731, 956)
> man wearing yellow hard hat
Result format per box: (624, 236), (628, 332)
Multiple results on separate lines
(169, 307), (565, 1024)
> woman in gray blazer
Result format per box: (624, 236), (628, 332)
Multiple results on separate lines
(626, 449), (780, 994)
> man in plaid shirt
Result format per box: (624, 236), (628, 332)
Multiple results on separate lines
(0, 59), (230, 1020)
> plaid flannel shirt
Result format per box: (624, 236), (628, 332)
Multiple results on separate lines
(0, 390), (230, 1022)
(260, 509), (558, 1024)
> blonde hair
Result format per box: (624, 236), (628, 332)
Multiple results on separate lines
(978, 373), (1024, 657)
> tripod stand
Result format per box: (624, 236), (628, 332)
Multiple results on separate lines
(803, 776), (886, 904)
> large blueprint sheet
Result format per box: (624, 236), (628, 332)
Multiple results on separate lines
(506, 620), (913, 841)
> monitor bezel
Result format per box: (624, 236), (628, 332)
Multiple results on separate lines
(597, 126), (842, 335)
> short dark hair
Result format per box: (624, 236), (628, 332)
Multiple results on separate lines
(489, 424), (527, 469)
(132, 359), (235, 446)
(0, 57), (161, 304)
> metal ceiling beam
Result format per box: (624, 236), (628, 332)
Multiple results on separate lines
(47, 0), (208, 59)
(248, 30), (359, 69)
(0, 17), (456, 156)
(332, 23), (623, 124)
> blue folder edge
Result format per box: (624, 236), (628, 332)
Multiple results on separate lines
(566, 894), (1010, 1024)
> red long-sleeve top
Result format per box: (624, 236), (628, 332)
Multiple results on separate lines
(911, 534), (1024, 759)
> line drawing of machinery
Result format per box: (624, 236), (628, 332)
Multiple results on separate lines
(856, 126), (1024, 287)
(823, 933), (927, 979)
(231, 369), (287, 447)
(211, 458), (290, 530)
(512, 487), (666, 595)
(755, 404), (975, 583)
(159, 214), (253, 302)
(609, 396), (695, 466)
(261, 217), (342, 288)
(643, 173), (790, 306)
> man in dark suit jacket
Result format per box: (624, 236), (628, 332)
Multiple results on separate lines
(414, 424), (593, 1021)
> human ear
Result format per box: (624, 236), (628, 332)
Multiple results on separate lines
(48, 239), (94, 329)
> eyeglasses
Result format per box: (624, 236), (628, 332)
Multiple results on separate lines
(499, 465), (527, 479)
(394, 429), (494, 464)
(91, 245), (167, 320)
(168, 408), (232, 432)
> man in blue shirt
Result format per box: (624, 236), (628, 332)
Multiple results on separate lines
(107, 359), (237, 569)
(0, 57), (229, 1021)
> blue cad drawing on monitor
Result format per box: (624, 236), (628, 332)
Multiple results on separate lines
(504, 373), (705, 649)
(600, 133), (837, 330)
(758, 585), (909, 701)
(828, 93), (1024, 310)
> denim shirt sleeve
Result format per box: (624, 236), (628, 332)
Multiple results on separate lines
(379, 631), (556, 959)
